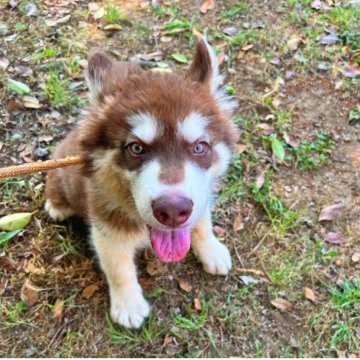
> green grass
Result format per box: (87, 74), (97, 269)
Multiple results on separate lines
(290, 131), (336, 170)
(220, 3), (247, 19)
(104, 4), (124, 23)
(0, 301), (32, 327)
(330, 278), (360, 310)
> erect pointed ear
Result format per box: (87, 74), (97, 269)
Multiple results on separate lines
(85, 49), (114, 102)
(187, 35), (222, 94)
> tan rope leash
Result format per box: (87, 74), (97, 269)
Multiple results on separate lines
(0, 156), (86, 179)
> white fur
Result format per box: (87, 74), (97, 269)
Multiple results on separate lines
(192, 207), (232, 275)
(210, 142), (232, 177)
(91, 224), (150, 329)
(45, 199), (74, 222)
(203, 38), (238, 115)
(177, 111), (209, 143)
(127, 160), (211, 231)
(127, 112), (163, 143)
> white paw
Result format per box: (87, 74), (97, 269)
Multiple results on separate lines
(45, 199), (73, 222)
(110, 283), (151, 329)
(193, 237), (232, 275)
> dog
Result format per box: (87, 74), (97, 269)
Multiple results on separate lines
(45, 35), (238, 329)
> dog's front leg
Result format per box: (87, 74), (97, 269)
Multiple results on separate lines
(91, 224), (150, 329)
(192, 208), (232, 275)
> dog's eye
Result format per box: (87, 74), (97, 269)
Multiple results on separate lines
(128, 142), (145, 155)
(193, 142), (208, 155)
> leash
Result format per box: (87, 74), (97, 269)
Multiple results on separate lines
(0, 156), (86, 180)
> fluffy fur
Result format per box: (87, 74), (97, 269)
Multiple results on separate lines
(45, 36), (238, 329)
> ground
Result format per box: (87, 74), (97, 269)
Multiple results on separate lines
(0, 0), (359, 357)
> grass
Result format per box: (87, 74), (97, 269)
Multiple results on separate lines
(104, 4), (124, 23)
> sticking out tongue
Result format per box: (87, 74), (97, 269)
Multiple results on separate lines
(150, 227), (191, 263)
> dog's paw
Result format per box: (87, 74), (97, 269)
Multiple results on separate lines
(45, 199), (73, 222)
(110, 283), (151, 329)
(194, 237), (232, 275)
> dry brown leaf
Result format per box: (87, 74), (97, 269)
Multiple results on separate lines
(213, 225), (225, 236)
(139, 51), (165, 62)
(163, 334), (173, 346)
(255, 173), (265, 190)
(81, 284), (99, 299)
(351, 252), (360, 263)
(236, 268), (265, 277)
(287, 36), (302, 51)
(270, 298), (294, 311)
(283, 132), (299, 148)
(318, 202), (344, 221)
(178, 279), (193, 292)
(241, 44), (255, 52)
(88, 2), (105, 19)
(138, 277), (155, 292)
(200, 0), (215, 14)
(24, 260), (45, 275)
(257, 123), (275, 135)
(233, 212), (244, 232)
(235, 144), (247, 154)
(21, 279), (40, 306)
(325, 232), (346, 245)
(53, 299), (64, 321)
(194, 297), (202, 311)
(23, 96), (41, 109)
(304, 287), (317, 304)
(0, 279), (8, 296)
(146, 262), (168, 276)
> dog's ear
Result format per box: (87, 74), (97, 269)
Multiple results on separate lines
(86, 49), (114, 103)
(187, 35), (223, 94)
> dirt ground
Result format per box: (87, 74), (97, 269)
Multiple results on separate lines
(0, 0), (359, 357)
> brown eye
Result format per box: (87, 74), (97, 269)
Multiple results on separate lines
(128, 142), (145, 155)
(193, 142), (208, 155)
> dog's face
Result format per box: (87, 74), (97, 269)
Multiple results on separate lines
(80, 38), (237, 263)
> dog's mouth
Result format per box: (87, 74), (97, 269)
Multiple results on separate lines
(149, 227), (191, 263)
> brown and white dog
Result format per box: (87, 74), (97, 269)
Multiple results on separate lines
(45, 36), (238, 329)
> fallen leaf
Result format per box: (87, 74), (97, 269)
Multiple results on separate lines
(270, 57), (281, 66)
(257, 123), (274, 135)
(318, 61), (332, 71)
(163, 334), (173, 346)
(235, 144), (247, 154)
(88, 2), (105, 20)
(138, 277), (155, 292)
(165, 344), (180, 356)
(103, 24), (122, 31)
(200, 0), (215, 14)
(8, 79), (31, 95)
(240, 275), (257, 285)
(339, 64), (360, 78)
(25, 2), (37, 16)
(24, 260), (45, 275)
(213, 225), (225, 236)
(0, 255), (16, 271)
(304, 287), (317, 303)
(233, 212), (244, 232)
(0, 230), (21, 247)
(270, 298), (294, 311)
(0, 212), (33, 231)
(139, 51), (165, 62)
(146, 261), (168, 276)
(311, 0), (322, 9)
(14, 65), (33, 77)
(325, 232), (346, 245)
(351, 252), (360, 263)
(23, 96), (41, 109)
(194, 297), (202, 311)
(283, 132), (299, 148)
(82, 284), (99, 299)
(0, 279), (8, 296)
(271, 138), (286, 162)
(319, 33), (338, 45)
(287, 36), (302, 51)
(318, 202), (344, 221)
(0, 57), (9, 70)
(223, 27), (237, 37)
(241, 44), (255, 52)
(171, 53), (188, 64)
(255, 173), (265, 189)
(21, 279), (39, 306)
(53, 299), (64, 321)
(178, 279), (192, 292)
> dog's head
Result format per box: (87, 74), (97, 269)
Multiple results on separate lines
(80, 37), (238, 263)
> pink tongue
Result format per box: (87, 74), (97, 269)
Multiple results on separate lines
(150, 228), (191, 263)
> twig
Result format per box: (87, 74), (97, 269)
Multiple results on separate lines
(234, 268), (265, 277)
(0, 156), (85, 180)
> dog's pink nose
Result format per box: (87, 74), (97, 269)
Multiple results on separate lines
(152, 195), (193, 227)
